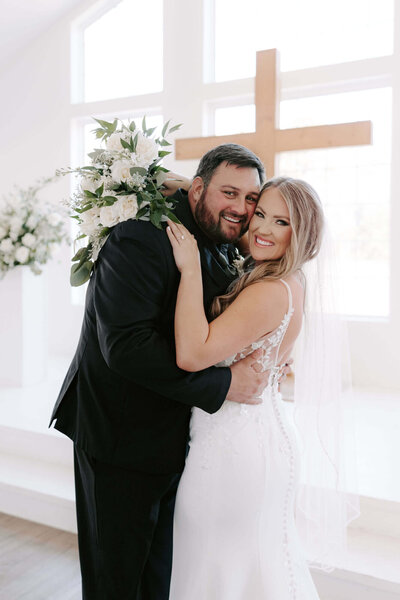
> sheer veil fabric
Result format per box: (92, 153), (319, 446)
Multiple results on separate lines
(293, 227), (360, 570)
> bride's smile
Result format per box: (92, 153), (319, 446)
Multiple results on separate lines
(249, 186), (292, 263)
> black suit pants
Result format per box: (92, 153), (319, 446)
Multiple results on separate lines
(74, 445), (181, 600)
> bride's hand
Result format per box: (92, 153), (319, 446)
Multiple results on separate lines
(166, 219), (200, 274)
(161, 172), (191, 196)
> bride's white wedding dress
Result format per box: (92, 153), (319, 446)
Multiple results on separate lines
(169, 279), (320, 600)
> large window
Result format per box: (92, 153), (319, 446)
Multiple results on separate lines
(209, 0), (393, 318)
(81, 0), (163, 103)
(214, 0), (394, 80)
(278, 88), (392, 317)
(71, 0), (397, 322)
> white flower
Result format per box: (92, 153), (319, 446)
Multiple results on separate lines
(15, 246), (30, 264)
(22, 232), (37, 248)
(9, 216), (23, 234)
(0, 225), (7, 239)
(155, 171), (168, 187)
(117, 195), (138, 222)
(47, 212), (62, 227)
(0, 238), (13, 253)
(106, 133), (125, 152)
(99, 203), (121, 228)
(26, 214), (39, 229)
(129, 173), (146, 190)
(35, 244), (48, 262)
(80, 207), (101, 237)
(110, 159), (132, 184)
(132, 132), (158, 169)
(81, 176), (100, 194)
(100, 175), (115, 190)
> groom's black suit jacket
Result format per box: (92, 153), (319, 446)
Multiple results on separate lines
(50, 191), (238, 474)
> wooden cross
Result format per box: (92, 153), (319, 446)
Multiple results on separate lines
(175, 49), (372, 177)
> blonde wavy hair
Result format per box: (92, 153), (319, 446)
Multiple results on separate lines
(210, 176), (324, 318)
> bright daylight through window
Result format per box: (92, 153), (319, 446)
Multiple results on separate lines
(215, 0), (394, 80)
(83, 0), (163, 102)
(213, 0), (393, 317)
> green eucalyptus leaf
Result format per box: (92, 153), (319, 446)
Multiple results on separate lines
(166, 209), (180, 224)
(168, 123), (183, 133)
(150, 209), (163, 229)
(130, 167), (148, 176)
(71, 247), (89, 262)
(142, 116), (147, 133)
(93, 118), (113, 129)
(88, 150), (102, 160)
(136, 206), (149, 219)
(80, 203), (95, 213)
(159, 139), (172, 146)
(120, 138), (132, 151)
(95, 183), (104, 196)
(129, 121), (136, 132)
(162, 120), (170, 138)
(70, 260), (93, 287)
(158, 150), (171, 158)
(145, 126), (156, 137)
(83, 190), (97, 198)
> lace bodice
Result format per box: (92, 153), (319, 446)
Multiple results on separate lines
(216, 279), (294, 388)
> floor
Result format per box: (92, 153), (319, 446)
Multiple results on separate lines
(0, 513), (81, 600)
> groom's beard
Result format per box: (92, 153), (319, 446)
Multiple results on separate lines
(194, 190), (249, 244)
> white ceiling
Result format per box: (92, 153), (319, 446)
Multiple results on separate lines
(0, 0), (83, 71)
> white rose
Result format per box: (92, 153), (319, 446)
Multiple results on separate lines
(15, 246), (30, 264)
(22, 233), (37, 248)
(0, 225), (7, 239)
(106, 133), (125, 152)
(81, 176), (100, 194)
(132, 132), (158, 169)
(0, 238), (13, 253)
(80, 207), (101, 237)
(155, 171), (168, 187)
(110, 160), (132, 184)
(117, 195), (138, 222)
(99, 203), (120, 228)
(47, 212), (62, 227)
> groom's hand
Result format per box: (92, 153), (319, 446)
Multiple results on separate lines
(226, 349), (269, 405)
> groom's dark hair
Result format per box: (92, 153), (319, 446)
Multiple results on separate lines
(194, 144), (265, 188)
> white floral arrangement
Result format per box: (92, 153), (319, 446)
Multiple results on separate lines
(0, 178), (69, 280)
(57, 117), (182, 287)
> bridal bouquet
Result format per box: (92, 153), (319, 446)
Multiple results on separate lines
(0, 178), (69, 279)
(58, 117), (181, 286)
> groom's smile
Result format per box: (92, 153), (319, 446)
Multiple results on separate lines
(190, 161), (261, 243)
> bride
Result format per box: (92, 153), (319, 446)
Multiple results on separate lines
(166, 176), (324, 599)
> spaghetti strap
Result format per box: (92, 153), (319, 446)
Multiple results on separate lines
(279, 279), (293, 315)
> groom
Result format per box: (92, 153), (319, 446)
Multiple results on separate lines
(50, 144), (266, 600)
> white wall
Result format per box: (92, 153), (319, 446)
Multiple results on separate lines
(0, 0), (398, 390)
(0, 11), (80, 358)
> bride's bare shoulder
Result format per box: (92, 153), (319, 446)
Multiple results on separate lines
(233, 278), (289, 312)
(232, 274), (303, 316)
